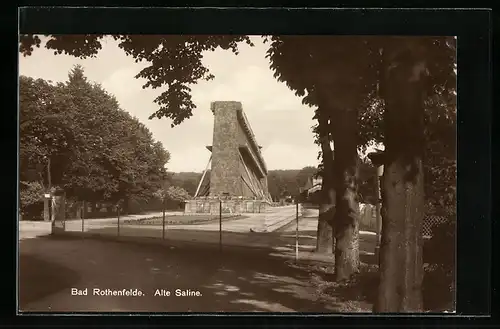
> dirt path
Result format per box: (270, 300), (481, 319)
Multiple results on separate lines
(19, 236), (343, 313)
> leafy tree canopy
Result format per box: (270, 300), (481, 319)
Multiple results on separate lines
(20, 35), (253, 126)
(154, 185), (191, 203)
(19, 65), (171, 208)
(20, 35), (456, 213)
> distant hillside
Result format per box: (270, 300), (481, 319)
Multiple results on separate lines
(169, 162), (377, 203)
(168, 171), (208, 197)
(168, 166), (318, 201)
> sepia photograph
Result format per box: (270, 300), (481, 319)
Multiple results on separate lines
(18, 33), (457, 313)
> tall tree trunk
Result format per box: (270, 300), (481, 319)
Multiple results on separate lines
(316, 112), (335, 253)
(374, 40), (427, 312)
(316, 183), (335, 253)
(332, 108), (360, 281)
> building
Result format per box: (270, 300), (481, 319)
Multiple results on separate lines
(184, 101), (272, 214)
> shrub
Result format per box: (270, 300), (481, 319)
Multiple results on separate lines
(424, 219), (455, 272)
(422, 214), (456, 311)
(19, 181), (45, 220)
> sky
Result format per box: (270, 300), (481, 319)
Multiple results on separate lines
(19, 35), (321, 173)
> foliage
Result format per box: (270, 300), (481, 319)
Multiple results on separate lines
(168, 172), (204, 196)
(20, 35), (254, 127)
(266, 36), (379, 113)
(19, 66), (171, 208)
(357, 97), (385, 151)
(311, 90), (455, 212)
(19, 181), (45, 219)
(267, 167), (317, 201)
(423, 91), (457, 212)
(422, 218), (456, 310)
(19, 35), (455, 142)
(424, 219), (455, 272)
(154, 185), (191, 203)
(311, 92), (455, 211)
(19, 76), (79, 185)
(57, 66), (168, 202)
(295, 166), (318, 188)
(168, 167), (318, 202)
(19, 36), (456, 294)
(357, 160), (378, 204)
(19, 35), (453, 188)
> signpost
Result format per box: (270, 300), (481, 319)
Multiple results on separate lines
(219, 198), (222, 252)
(50, 189), (66, 234)
(45, 157), (52, 222)
(117, 201), (121, 237)
(43, 193), (51, 222)
(162, 198), (166, 240)
(367, 149), (385, 263)
(295, 200), (299, 263)
(375, 165), (383, 261)
(81, 201), (85, 233)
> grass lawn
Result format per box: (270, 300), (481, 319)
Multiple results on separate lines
(122, 214), (247, 226)
(287, 261), (454, 312)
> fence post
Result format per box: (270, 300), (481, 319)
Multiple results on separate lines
(62, 192), (67, 231)
(81, 201), (85, 233)
(375, 165), (384, 262)
(48, 196), (52, 223)
(162, 198), (166, 239)
(219, 199), (222, 253)
(117, 201), (121, 237)
(43, 194), (50, 222)
(295, 200), (299, 263)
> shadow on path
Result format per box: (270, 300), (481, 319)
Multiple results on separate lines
(19, 253), (81, 309)
(19, 235), (350, 312)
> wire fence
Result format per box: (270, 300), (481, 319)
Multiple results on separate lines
(47, 199), (384, 265)
(58, 200), (314, 262)
(45, 198), (452, 263)
(359, 203), (454, 239)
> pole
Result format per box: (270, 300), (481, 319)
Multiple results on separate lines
(47, 157), (52, 191)
(162, 198), (166, 239)
(117, 201), (121, 237)
(62, 192), (66, 231)
(44, 157), (52, 223)
(81, 201), (85, 233)
(295, 200), (299, 263)
(49, 196), (52, 222)
(219, 199), (222, 252)
(44, 196), (51, 222)
(375, 165), (383, 261)
(43, 197), (50, 222)
(194, 155), (212, 198)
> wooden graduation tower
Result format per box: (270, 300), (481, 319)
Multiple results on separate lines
(184, 101), (272, 214)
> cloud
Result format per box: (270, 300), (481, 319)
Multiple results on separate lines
(19, 35), (320, 172)
(101, 66), (148, 102)
(167, 146), (212, 172)
(263, 142), (319, 170)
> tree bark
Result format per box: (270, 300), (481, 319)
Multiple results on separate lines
(316, 114), (336, 253)
(375, 39), (427, 312)
(316, 212), (334, 253)
(332, 108), (360, 281)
